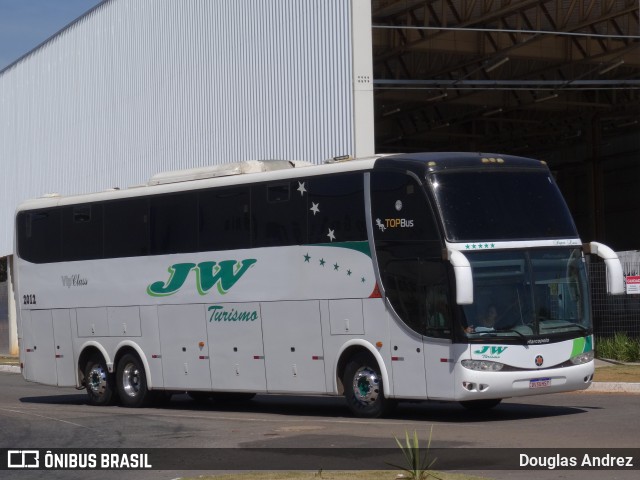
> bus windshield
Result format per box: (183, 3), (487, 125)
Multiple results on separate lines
(461, 248), (591, 340)
(429, 170), (577, 242)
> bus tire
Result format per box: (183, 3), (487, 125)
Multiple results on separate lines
(84, 355), (117, 406)
(459, 398), (502, 410)
(116, 353), (151, 408)
(343, 352), (392, 418)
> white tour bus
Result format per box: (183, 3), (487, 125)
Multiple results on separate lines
(13, 153), (624, 417)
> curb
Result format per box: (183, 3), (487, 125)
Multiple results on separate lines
(0, 365), (20, 374)
(587, 382), (640, 394)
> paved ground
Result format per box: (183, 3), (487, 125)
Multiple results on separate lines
(1, 371), (640, 480)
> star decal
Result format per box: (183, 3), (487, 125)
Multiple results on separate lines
(310, 202), (320, 216)
(327, 228), (336, 242)
(303, 253), (311, 262)
(319, 258), (326, 267)
(347, 269), (352, 276)
(333, 263), (340, 271)
(297, 181), (307, 196)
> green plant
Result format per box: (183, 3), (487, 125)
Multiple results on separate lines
(389, 427), (440, 480)
(596, 333), (640, 362)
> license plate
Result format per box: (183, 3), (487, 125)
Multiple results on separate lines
(529, 377), (551, 389)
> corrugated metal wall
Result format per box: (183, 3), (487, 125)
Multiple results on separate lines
(0, 0), (371, 256)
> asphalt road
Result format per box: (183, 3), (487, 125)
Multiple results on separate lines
(0, 372), (638, 480)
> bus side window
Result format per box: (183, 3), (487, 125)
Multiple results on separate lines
(308, 173), (366, 244)
(150, 192), (198, 255)
(199, 186), (251, 251)
(423, 264), (452, 338)
(62, 204), (104, 261)
(370, 171), (450, 337)
(17, 209), (62, 263)
(252, 182), (308, 247)
(104, 198), (149, 258)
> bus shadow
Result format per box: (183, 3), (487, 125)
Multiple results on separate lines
(19, 392), (589, 422)
(158, 393), (590, 422)
(19, 393), (88, 405)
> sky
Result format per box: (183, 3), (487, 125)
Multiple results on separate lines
(0, 0), (103, 71)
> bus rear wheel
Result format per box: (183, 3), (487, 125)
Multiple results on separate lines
(343, 352), (393, 418)
(116, 353), (152, 408)
(459, 398), (502, 410)
(84, 355), (117, 406)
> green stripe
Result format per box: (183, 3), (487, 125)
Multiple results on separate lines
(584, 335), (593, 353)
(571, 337), (586, 357)
(308, 241), (371, 257)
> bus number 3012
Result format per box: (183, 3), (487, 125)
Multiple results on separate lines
(23, 294), (36, 305)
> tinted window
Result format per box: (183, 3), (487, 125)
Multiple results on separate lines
(62, 204), (103, 261)
(371, 171), (440, 244)
(150, 193), (198, 254)
(17, 209), (62, 263)
(430, 170), (578, 241)
(308, 173), (366, 243)
(252, 181), (308, 247)
(199, 186), (251, 251)
(104, 198), (149, 258)
(371, 171), (449, 337)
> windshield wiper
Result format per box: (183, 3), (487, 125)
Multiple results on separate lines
(542, 323), (588, 332)
(493, 328), (528, 343)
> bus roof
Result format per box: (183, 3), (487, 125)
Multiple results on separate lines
(16, 152), (547, 211)
(375, 152), (549, 172)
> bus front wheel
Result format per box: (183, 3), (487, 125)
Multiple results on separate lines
(343, 352), (393, 418)
(116, 353), (152, 408)
(84, 355), (117, 406)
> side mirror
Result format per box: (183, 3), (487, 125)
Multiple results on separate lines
(584, 242), (625, 295)
(447, 249), (474, 305)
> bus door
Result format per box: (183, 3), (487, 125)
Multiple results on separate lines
(388, 312), (427, 399)
(370, 170), (450, 399)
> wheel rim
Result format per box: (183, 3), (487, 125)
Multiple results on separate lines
(352, 366), (380, 406)
(121, 362), (141, 398)
(87, 364), (107, 397)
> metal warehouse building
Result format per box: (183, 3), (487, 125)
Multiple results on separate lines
(0, 0), (639, 353)
(0, 0), (375, 258)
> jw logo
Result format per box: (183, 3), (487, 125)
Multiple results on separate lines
(474, 346), (508, 357)
(147, 259), (257, 297)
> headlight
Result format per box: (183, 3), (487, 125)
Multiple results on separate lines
(461, 359), (504, 371)
(570, 351), (594, 365)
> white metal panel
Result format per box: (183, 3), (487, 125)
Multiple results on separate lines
(261, 300), (326, 393)
(0, 0), (373, 257)
(157, 303), (211, 390)
(76, 307), (109, 337)
(329, 299), (364, 335)
(24, 310), (58, 385)
(52, 309), (76, 387)
(207, 302), (267, 392)
(107, 306), (142, 337)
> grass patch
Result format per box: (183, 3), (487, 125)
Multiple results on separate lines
(0, 356), (18, 365)
(596, 333), (640, 362)
(594, 364), (640, 383)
